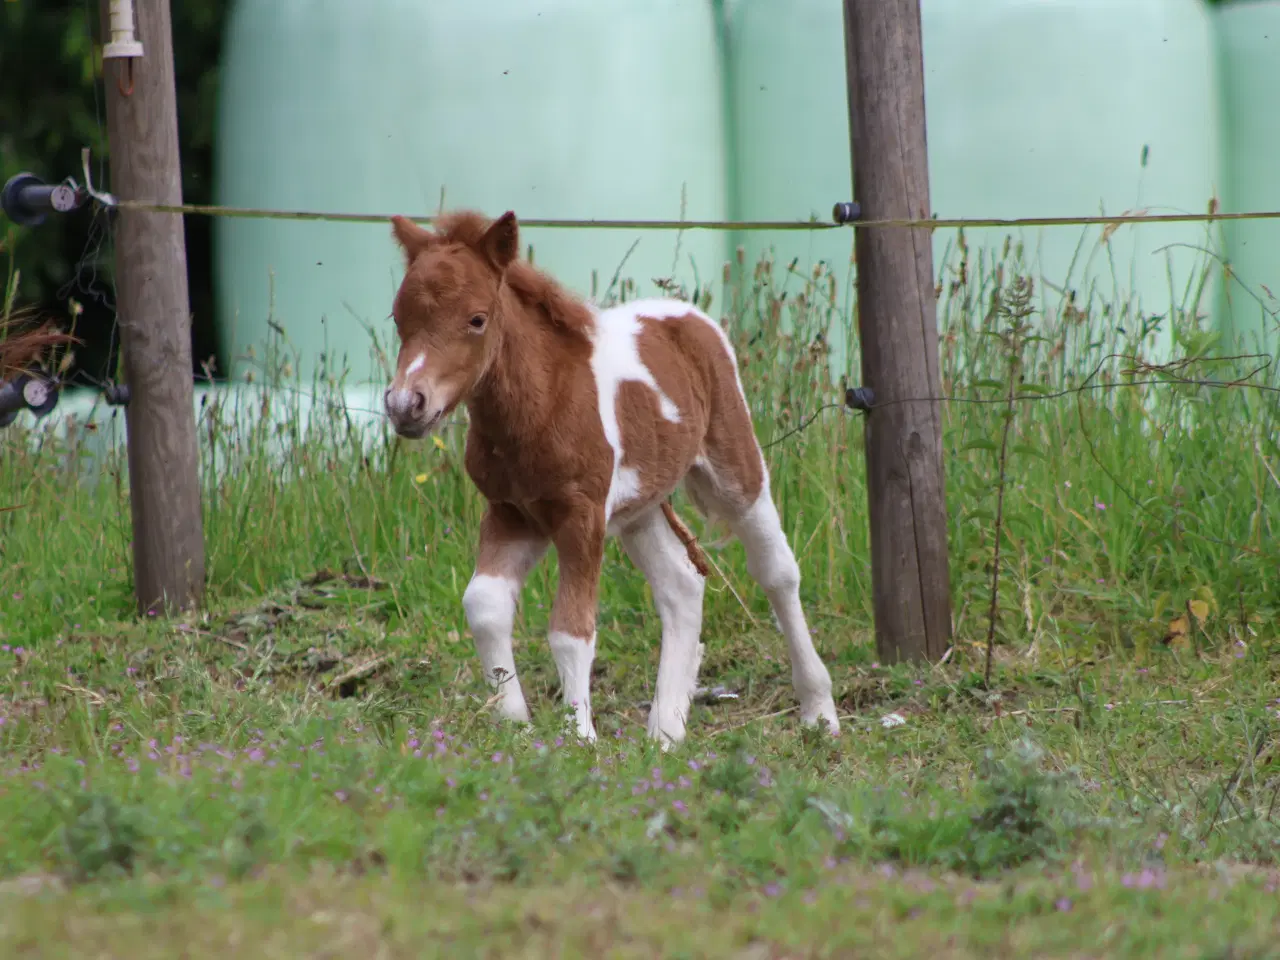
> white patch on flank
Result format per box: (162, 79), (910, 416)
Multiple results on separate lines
(620, 297), (748, 398)
(595, 298), (762, 515)
(587, 300), (691, 522)
(405, 351), (426, 376)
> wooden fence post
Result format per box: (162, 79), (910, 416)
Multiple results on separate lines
(841, 0), (953, 662)
(101, 0), (205, 614)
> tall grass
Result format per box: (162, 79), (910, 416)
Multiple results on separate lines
(1, 227), (1276, 667)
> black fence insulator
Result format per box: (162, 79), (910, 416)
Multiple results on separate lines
(0, 373), (60, 428)
(22, 375), (59, 417)
(0, 378), (25, 428)
(845, 386), (876, 411)
(103, 383), (131, 407)
(831, 201), (862, 225)
(2, 173), (84, 227)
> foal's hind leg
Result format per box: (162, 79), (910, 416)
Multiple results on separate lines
(620, 506), (707, 749)
(687, 467), (840, 734)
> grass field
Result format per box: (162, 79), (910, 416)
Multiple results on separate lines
(2, 232), (1279, 958)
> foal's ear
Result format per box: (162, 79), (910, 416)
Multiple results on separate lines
(479, 211), (519, 271)
(390, 215), (435, 266)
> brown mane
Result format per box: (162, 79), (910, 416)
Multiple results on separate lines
(431, 210), (595, 337)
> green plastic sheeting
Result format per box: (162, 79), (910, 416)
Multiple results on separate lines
(1215, 0), (1280, 353)
(723, 0), (855, 336)
(727, 0), (1222, 367)
(215, 0), (730, 387)
(216, 0), (1249, 385)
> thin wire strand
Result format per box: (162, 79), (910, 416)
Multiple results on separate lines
(760, 402), (847, 450)
(759, 353), (1277, 433)
(760, 351), (1280, 564)
(101, 198), (1280, 232)
(19, 345), (1279, 563)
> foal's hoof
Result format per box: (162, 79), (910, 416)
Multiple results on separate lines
(566, 715), (598, 744)
(647, 722), (687, 753)
(651, 729), (685, 753)
(800, 700), (841, 736)
(490, 694), (531, 725)
(647, 708), (689, 752)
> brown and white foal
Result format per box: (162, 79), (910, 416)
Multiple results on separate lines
(383, 209), (839, 747)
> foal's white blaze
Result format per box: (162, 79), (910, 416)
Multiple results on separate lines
(385, 351), (432, 422)
(586, 302), (686, 524)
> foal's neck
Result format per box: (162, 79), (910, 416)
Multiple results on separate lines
(465, 287), (572, 452)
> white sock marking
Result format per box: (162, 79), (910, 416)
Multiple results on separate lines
(548, 630), (597, 742)
(732, 489), (840, 735)
(620, 507), (707, 750)
(462, 573), (531, 723)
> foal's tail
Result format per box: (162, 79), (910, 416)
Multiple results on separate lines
(660, 500), (711, 578)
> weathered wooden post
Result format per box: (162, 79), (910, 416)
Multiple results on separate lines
(840, 0), (954, 662)
(100, 0), (206, 614)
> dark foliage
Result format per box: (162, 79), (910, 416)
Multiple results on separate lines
(0, 0), (228, 385)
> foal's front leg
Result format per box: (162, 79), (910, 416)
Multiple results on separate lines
(462, 503), (548, 723)
(547, 500), (607, 742)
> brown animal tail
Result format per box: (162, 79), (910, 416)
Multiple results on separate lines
(0, 323), (76, 377)
(660, 500), (711, 578)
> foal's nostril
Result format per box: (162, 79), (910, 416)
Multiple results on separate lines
(411, 390), (427, 416)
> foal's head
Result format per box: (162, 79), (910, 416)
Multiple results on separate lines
(383, 211), (519, 438)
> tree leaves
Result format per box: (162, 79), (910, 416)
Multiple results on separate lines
(1, 0), (228, 376)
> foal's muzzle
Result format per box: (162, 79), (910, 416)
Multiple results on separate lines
(384, 386), (439, 438)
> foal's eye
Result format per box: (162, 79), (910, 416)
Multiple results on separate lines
(468, 314), (487, 330)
